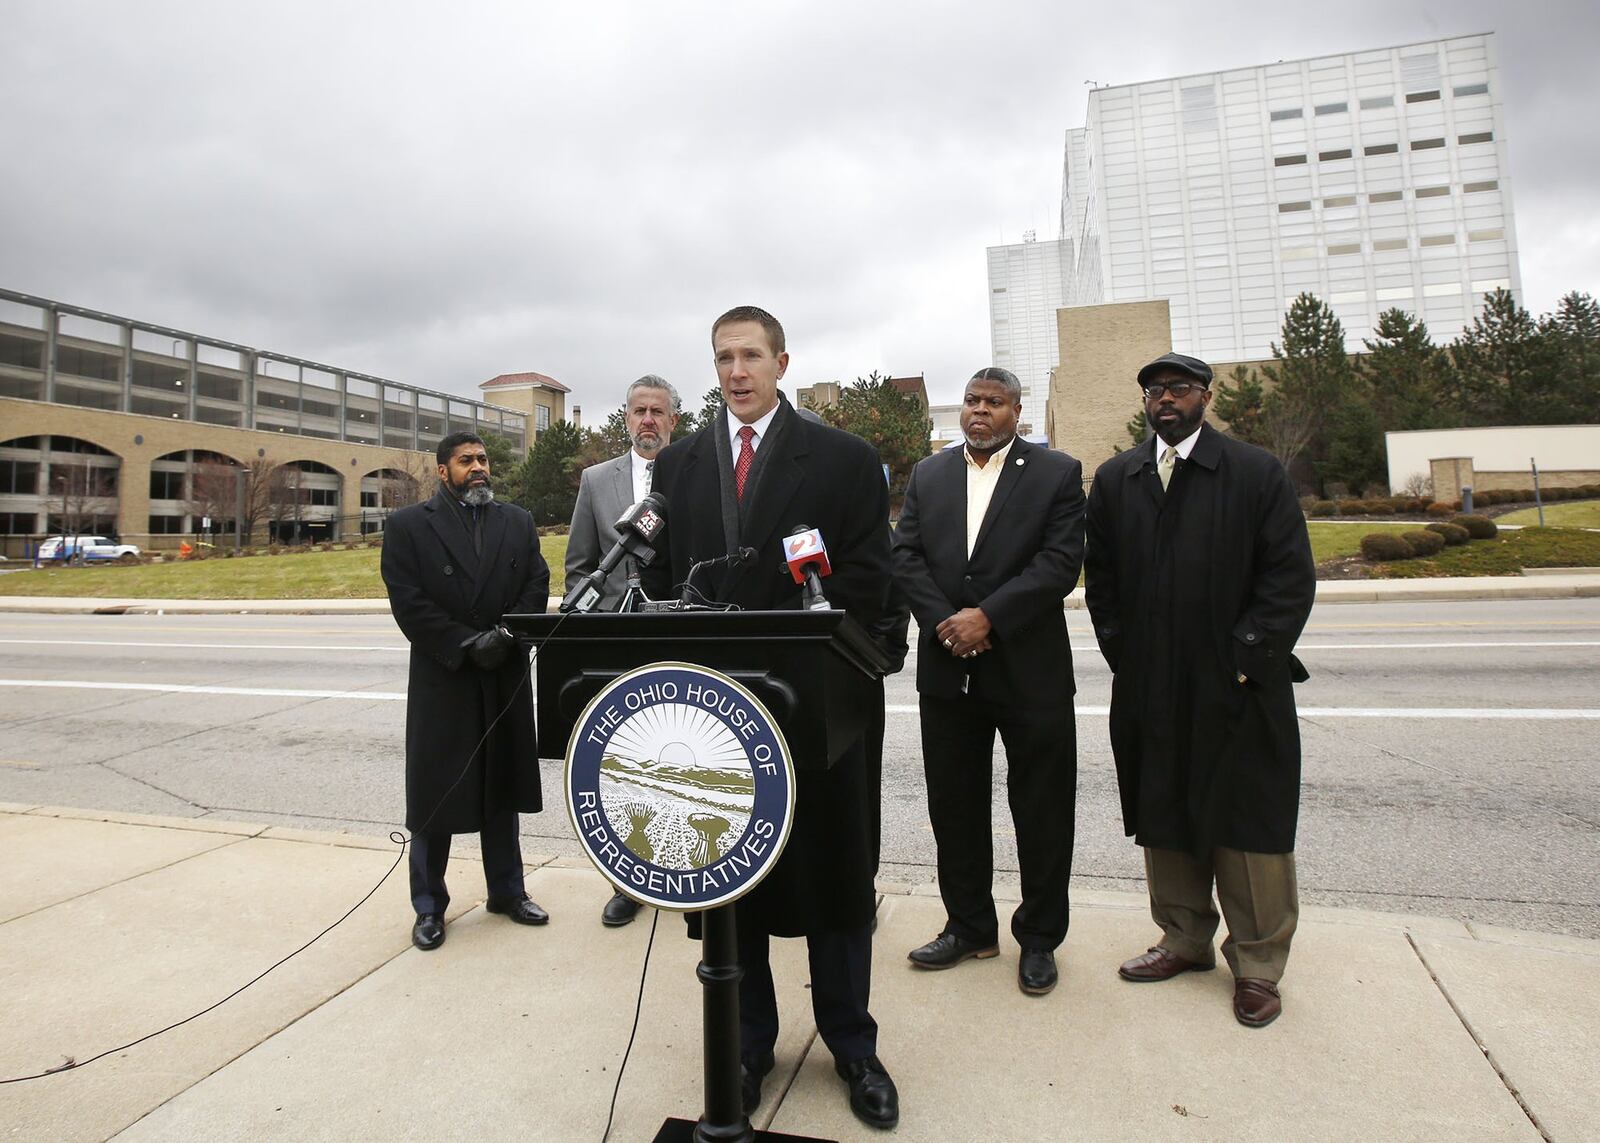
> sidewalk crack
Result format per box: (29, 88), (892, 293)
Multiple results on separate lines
(1405, 932), (1552, 1142)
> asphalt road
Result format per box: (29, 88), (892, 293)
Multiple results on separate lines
(1, 599), (1596, 939)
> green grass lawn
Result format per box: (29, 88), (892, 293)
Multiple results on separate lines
(1495, 500), (1600, 528)
(1306, 521), (1414, 565)
(1367, 527), (1600, 578)
(0, 536), (570, 599)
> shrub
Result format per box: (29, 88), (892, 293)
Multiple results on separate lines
(1453, 514), (1498, 540)
(1309, 500), (1336, 517)
(1426, 521), (1471, 545)
(1338, 500), (1370, 516)
(1367, 503), (1396, 515)
(1425, 502), (1456, 517)
(1399, 498), (1425, 513)
(1361, 533), (1415, 561)
(1403, 529), (1446, 556)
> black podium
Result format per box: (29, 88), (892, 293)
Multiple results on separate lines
(504, 609), (890, 1143)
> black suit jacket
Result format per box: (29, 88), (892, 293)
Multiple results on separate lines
(642, 398), (890, 935)
(892, 438), (1085, 705)
(381, 488), (550, 833)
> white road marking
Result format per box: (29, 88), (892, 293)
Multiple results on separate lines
(0, 639), (404, 652)
(885, 703), (1599, 720)
(0, 679), (406, 701)
(3, 681), (1597, 720)
(4, 638), (1596, 655)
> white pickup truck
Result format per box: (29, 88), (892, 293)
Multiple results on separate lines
(35, 535), (142, 566)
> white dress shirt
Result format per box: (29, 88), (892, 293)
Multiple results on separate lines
(964, 437), (1015, 558)
(630, 449), (654, 505)
(727, 402), (782, 458)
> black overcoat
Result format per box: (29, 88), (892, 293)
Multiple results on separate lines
(1083, 424), (1314, 854)
(892, 438), (1085, 707)
(643, 400), (891, 936)
(381, 488), (550, 835)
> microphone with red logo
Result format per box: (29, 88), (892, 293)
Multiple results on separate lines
(784, 524), (833, 611)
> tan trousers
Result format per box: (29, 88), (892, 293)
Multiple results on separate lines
(1144, 847), (1299, 983)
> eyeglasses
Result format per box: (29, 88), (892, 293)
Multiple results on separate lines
(1142, 381), (1208, 399)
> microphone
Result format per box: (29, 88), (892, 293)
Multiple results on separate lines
(784, 524), (832, 611)
(561, 493), (668, 613)
(679, 547), (757, 606)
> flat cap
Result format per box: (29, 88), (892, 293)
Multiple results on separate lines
(1137, 352), (1213, 388)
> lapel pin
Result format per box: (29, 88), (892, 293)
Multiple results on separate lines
(1015, 457), (1024, 466)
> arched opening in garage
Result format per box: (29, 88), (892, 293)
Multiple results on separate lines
(0, 435), (122, 552)
(148, 449), (244, 539)
(268, 459), (341, 544)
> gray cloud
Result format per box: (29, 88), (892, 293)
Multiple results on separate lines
(2, 1), (1595, 421)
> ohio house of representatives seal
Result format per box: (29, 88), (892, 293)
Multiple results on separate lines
(565, 662), (796, 911)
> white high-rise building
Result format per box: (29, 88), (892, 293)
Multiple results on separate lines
(988, 32), (1522, 380)
(985, 233), (1069, 426)
(1062, 32), (1520, 360)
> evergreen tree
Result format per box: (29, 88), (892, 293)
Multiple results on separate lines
(1360, 309), (1459, 431)
(1323, 399), (1388, 495)
(1211, 365), (1269, 446)
(510, 419), (586, 525)
(1122, 406), (1149, 450)
(592, 408), (632, 457)
(1540, 291), (1600, 424)
(818, 372), (932, 500)
(1259, 293), (1354, 461)
(1449, 288), (1552, 424)
(676, 387), (726, 435)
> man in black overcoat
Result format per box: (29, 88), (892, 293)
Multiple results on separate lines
(893, 366), (1084, 997)
(1084, 352), (1315, 1028)
(381, 432), (552, 951)
(641, 306), (899, 1131)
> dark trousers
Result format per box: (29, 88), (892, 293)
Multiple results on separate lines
(737, 921), (876, 1066)
(919, 694), (1077, 951)
(408, 810), (527, 915)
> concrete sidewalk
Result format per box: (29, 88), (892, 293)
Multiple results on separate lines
(2, 805), (1594, 1141)
(0, 571), (1598, 615)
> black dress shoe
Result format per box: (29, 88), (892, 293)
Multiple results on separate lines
(835, 1055), (898, 1130)
(907, 931), (999, 969)
(1019, 948), (1058, 995)
(741, 1050), (775, 1114)
(412, 913), (444, 951)
(485, 895), (549, 925)
(601, 891), (642, 927)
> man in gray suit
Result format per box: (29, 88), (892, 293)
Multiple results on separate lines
(565, 373), (680, 926)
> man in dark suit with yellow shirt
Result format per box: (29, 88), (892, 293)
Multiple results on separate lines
(892, 366), (1086, 996)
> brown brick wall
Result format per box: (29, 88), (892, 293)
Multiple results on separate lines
(0, 395), (432, 541)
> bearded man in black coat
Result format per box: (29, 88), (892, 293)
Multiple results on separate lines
(641, 306), (900, 1131)
(381, 432), (552, 952)
(1084, 352), (1315, 1029)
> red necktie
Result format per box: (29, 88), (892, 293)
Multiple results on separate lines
(734, 425), (755, 500)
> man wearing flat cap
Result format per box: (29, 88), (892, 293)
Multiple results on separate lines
(1084, 351), (1314, 1028)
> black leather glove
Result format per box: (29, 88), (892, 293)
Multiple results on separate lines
(462, 626), (514, 671)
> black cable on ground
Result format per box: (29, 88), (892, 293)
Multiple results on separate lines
(1, 610), (571, 1085)
(600, 907), (660, 1143)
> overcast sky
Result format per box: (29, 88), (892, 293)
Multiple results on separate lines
(2, 2), (1595, 422)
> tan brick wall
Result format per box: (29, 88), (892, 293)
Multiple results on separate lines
(1473, 469), (1600, 491)
(1047, 300), (1172, 478)
(0, 395), (432, 541)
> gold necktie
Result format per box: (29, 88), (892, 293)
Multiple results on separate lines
(1158, 445), (1176, 490)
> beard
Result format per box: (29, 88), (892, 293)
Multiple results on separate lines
(630, 429), (662, 455)
(963, 424), (1015, 453)
(1150, 402), (1205, 445)
(451, 474), (494, 506)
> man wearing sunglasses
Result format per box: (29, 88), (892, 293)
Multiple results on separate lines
(1084, 351), (1314, 1029)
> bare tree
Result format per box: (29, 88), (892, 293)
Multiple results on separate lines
(1261, 390), (1318, 474)
(188, 457), (278, 545)
(50, 462), (116, 546)
(269, 464), (307, 544)
(383, 450), (436, 509)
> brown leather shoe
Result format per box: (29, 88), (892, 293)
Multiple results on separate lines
(1233, 978), (1282, 1027)
(1118, 945), (1214, 982)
